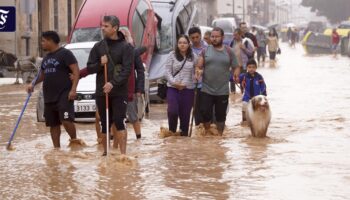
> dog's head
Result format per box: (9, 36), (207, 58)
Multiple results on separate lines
(251, 95), (269, 112)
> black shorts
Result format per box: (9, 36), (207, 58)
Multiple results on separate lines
(44, 91), (74, 127)
(199, 92), (229, 123)
(96, 95), (128, 133)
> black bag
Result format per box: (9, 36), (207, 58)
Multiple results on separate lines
(157, 58), (187, 99)
(277, 48), (281, 54)
(157, 79), (168, 99)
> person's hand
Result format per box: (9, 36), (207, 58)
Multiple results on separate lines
(103, 82), (113, 94)
(26, 84), (34, 94)
(68, 89), (77, 100)
(101, 55), (108, 65)
(174, 83), (186, 90)
(136, 92), (142, 97)
(195, 69), (203, 81)
(239, 43), (245, 50)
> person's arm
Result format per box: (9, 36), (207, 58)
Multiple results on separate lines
(26, 70), (44, 93)
(165, 52), (177, 86)
(230, 49), (240, 83)
(87, 44), (103, 74)
(109, 43), (134, 87)
(134, 48), (145, 94)
(260, 76), (267, 96)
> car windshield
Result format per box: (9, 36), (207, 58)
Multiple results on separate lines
(213, 20), (234, 33)
(70, 26), (129, 43)
(152, 2), (174, 53)
(69, 48), (91, 69)
(70, 28), (102, 43)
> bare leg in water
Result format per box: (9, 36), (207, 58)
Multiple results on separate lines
(50, 126), (61, 148)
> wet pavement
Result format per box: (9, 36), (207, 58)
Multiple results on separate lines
(1, 43), (350, 200)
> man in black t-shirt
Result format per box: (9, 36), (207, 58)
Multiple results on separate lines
(26, 31), (82, 148)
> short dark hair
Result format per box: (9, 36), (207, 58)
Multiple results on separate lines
(103, 15), (120, 28)
(188, 26), (201, 36)
(234, 28), (242, 35)
(239, 22), (247, 27)
(204, 30), (211, 36)
(247, 59), (257, 67)
(42, 31), (60, 44)
(212, 27), (224, 36)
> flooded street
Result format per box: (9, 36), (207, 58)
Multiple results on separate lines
(1, 43), (350, 200)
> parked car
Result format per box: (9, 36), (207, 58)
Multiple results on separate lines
(149, 0), (197, 101)
(36, 42), (146, 122)
(211, 17), (237, 46)
(68, 0), (159, 109)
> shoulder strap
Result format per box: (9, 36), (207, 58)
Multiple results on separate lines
(172, 58), (187, 77)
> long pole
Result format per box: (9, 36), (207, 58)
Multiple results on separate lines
(7, 69), (41, 150)
(104, 63), (110, 155)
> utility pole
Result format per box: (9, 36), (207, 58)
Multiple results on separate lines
(232, 0), (235, 16)
(243, 0), (245, 21)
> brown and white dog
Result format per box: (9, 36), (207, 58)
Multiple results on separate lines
(247, 95), (271, 137)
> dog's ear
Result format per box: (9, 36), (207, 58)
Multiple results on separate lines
(251, 98), (257, 111)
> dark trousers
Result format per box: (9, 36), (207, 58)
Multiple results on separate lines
(200, 92), (229, 123)
(167, 87), (194, 136)
(257, 47), (266, 63)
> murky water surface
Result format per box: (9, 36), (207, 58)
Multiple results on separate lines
(1, 44), (350, 200)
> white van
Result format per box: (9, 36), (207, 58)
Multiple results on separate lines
(212, 17), (237, 46)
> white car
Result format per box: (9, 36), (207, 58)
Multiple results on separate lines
(37, 41), (146, 122)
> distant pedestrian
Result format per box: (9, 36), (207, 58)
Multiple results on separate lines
(239, 59), (267, 126)
(331, 28), (340, 58)
(196, 27), (240, 135)
(26, 31), (83, 148)
(188, 27), (208, 126)
(267, 30), (279, 67)
(240, 22), (258, 55)
(165, 35), (198, 136)
(230, 28), (254, 93)
(256, 29), (267, 66)
(203, 30), (212, 45)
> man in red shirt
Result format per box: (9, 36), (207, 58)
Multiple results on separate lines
(331, 28), (340, 58)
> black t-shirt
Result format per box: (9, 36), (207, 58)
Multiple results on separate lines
(41, 47), (77, 103)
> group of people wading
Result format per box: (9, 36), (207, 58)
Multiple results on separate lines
(26, 15), (268, 156)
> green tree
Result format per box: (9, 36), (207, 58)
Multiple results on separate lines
(301, 0), (350, 23)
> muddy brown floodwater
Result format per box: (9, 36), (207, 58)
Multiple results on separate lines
(1, 43), (350, 200)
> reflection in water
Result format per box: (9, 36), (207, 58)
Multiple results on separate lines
(1, 44), (350, 199)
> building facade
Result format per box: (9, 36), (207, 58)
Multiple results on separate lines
(0, 0), (84, 57)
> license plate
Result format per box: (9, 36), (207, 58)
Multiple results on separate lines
(75, 104), (96, 112)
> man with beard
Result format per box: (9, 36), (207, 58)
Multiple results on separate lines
(87, 15), (133, 156)
(196, 27), (240, 135)
(26, 31), (82, 148)
(239, 22), (258, 57)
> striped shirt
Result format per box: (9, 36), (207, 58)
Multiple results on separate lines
(165, 51), (198, 89)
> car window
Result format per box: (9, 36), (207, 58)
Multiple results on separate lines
(213, 20), (234, 33)
(69, 48), (91, 69)
(132, 9), (146, 47)
(70, 28), (102, 43)
(151, 3), (173, 53)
